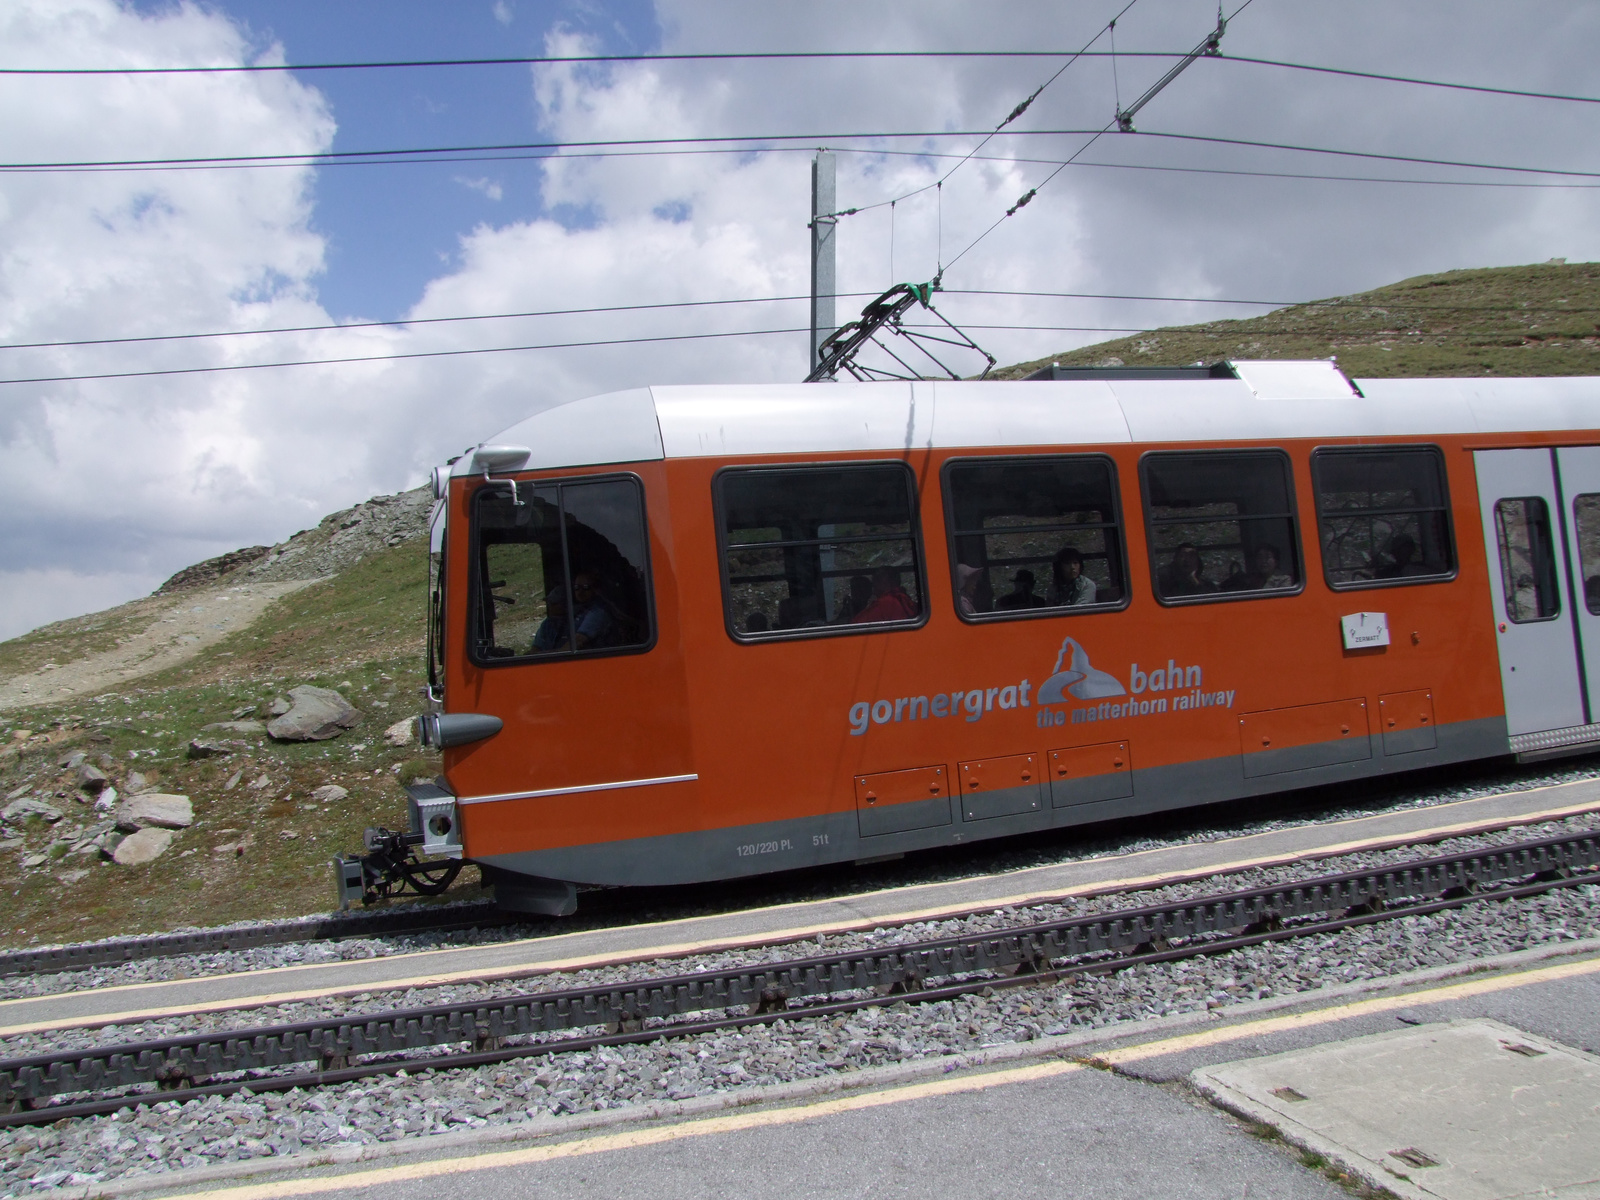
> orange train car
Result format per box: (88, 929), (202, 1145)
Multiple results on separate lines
(376, 360), (1600, 915)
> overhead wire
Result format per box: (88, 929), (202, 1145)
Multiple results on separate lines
(0, 288), (1309, 353)
(820, 0), (1141, 223)
(4, 49), (1597, 108)
(8, 128), (1599, 181)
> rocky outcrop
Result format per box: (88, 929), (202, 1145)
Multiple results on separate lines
(309, 784), (349, 804)
(113, 827), (174, 865)
(383, 717), (415, 747)
(114, 793), (193, 831)
(266, 686), (362, 741)
(157, 545), (272, 594)
(2, 797), (63, 824)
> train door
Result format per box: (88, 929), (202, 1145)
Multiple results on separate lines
(1474, 448), (1594, 740)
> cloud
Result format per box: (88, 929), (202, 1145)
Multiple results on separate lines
(493, 1), (514, 27)
(454, 176), (506, 202)
(3, 0), (1600, 644)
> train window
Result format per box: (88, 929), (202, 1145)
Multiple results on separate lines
(1311, 447), (1455, 588)
(469, 475), (653, 663)
(1494, 497), (1561, 623)
(942, 456), (1127, 620)
(716, 463), (925, 639)
(1140, 451), (1302, 603)
(1574, 494), (1600, 614)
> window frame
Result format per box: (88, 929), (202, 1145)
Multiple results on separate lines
(1138, 447), (1306, 607)
(713, 459), (930, 644)
(940, 452), (1131, 624)
(1494, 495), (1562, 625)
(465, 470), (657, 668)
(1310, 444), (1458, 592)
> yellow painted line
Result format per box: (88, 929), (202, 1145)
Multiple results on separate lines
(1093, 951), (1600, 1067)
(5, 783), (1597, 1038)
(168, 1060), (1085, 1200)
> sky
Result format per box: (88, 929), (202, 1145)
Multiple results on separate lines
(1, 0), (1598, 640)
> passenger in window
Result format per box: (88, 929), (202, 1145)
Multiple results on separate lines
(745, 611), (770, 633)
(1375, 534), (1429, 579)
(531, 584), (570, 652)
(852, 566), (917, 623)
(569, 572), (617, 648)
(1160, 543), (1217, 598)
(1049, 547), (1098, 607)
(1222, 544), (1294, 592)
(835, 574), (873, 623)
(995, 569), (1048, 610)
(955, 563), (985, 616)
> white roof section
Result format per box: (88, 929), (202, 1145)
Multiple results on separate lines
(461, 362), (1600, 472)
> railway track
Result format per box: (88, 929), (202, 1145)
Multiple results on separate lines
(0, 901), (517, 980)
(4, 828), (1596, 1128)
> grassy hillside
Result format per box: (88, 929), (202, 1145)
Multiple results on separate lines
(0, 540), (444, 948)
(995, 260), (1600, 380)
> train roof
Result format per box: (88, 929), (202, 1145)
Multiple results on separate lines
(453, 360), (1600, 476)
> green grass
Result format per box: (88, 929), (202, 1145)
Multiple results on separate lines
(994, 260), (1600, 380)
(0, 540), (449, 949)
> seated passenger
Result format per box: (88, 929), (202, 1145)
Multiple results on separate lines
(851, 567), (918, 623)
(955, 563), (984, 616)
(995, 568), (1049, 610)
(1586, 574), (1600, 613)
(1222, 544), (1294, 592)
(998, 569), (1049, 611)
(745, 611), (770, 633)
(834, 574), (872, 623)
(1375, 533), (1430, 578)
(1048, 547), (1098, 607)
(531, 584), (571, 652)
(1159, 543), (1216, 598)
(569, 572), (616, 649)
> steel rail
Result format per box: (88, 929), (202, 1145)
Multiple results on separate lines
(0, 902), (518, 979)
(2, 830), (1596, 1124)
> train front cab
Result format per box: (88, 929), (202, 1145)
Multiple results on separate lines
(438, 453), (696, 915)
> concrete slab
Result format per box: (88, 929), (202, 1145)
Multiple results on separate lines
(6, 777), (1599, 1037)
(1192, 1019), (1600, 1200)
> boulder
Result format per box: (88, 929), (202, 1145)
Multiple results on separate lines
(202, 720), (266, 735)
(268, 697), (291, 717)
(2, 797), (63, 824)
(309, 784), (349, 804)
(59, 750), (86, 770)
(187, 738), (249, 760)
(113, 827), (174, 866)
(76, 763), (109, 794)
(383, 717), (415, 747)
(266, 686), (362, 742)
(114, 793), (193, 831)
(94, 786), (118, 814)
(124, 771), (150, 795)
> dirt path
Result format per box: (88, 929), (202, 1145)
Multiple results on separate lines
(0, 580), (319, 710)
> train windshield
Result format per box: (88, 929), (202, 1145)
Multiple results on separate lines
(718, 463), (925, 637)
(470, 476), (652, 662)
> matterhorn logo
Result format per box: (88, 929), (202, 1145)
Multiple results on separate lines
(1036, 637), (1127, 704)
